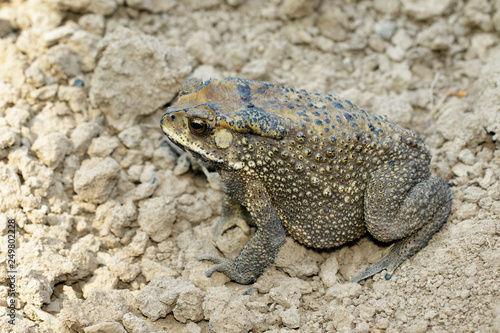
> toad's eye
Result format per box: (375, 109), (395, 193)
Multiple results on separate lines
(188, 118), (208, 135)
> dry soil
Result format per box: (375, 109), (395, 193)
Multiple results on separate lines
(0, 0), (499, 332)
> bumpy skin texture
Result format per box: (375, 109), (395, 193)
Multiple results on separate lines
(161, 77), (453, 284)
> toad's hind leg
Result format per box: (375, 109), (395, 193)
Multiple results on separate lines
(352, 164), (452, 283)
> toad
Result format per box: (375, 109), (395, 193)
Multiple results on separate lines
(161, 77), (452, 284)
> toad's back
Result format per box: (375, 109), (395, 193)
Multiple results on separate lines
(233, 83), (431, 248)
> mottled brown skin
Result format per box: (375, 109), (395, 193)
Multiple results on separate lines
(161, 77), (452, 284)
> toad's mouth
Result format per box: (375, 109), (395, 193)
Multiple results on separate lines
(166, 136), (224, 166)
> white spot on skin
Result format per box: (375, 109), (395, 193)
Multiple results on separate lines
(215, 129), (233, 149)
(232, 161), (245, 170)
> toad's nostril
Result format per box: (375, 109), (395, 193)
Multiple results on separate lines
(170, 114), (176, 121)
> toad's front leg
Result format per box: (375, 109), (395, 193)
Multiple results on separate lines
(213, 188), (252, 242)
(198, 178), (285, 284)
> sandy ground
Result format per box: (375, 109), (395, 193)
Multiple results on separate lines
(0, 0), (499, 332)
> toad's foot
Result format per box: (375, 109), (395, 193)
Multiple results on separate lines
(350, 243), (402, 283)
(198, 255), (256, 284)
(213, 216), (250, 242)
